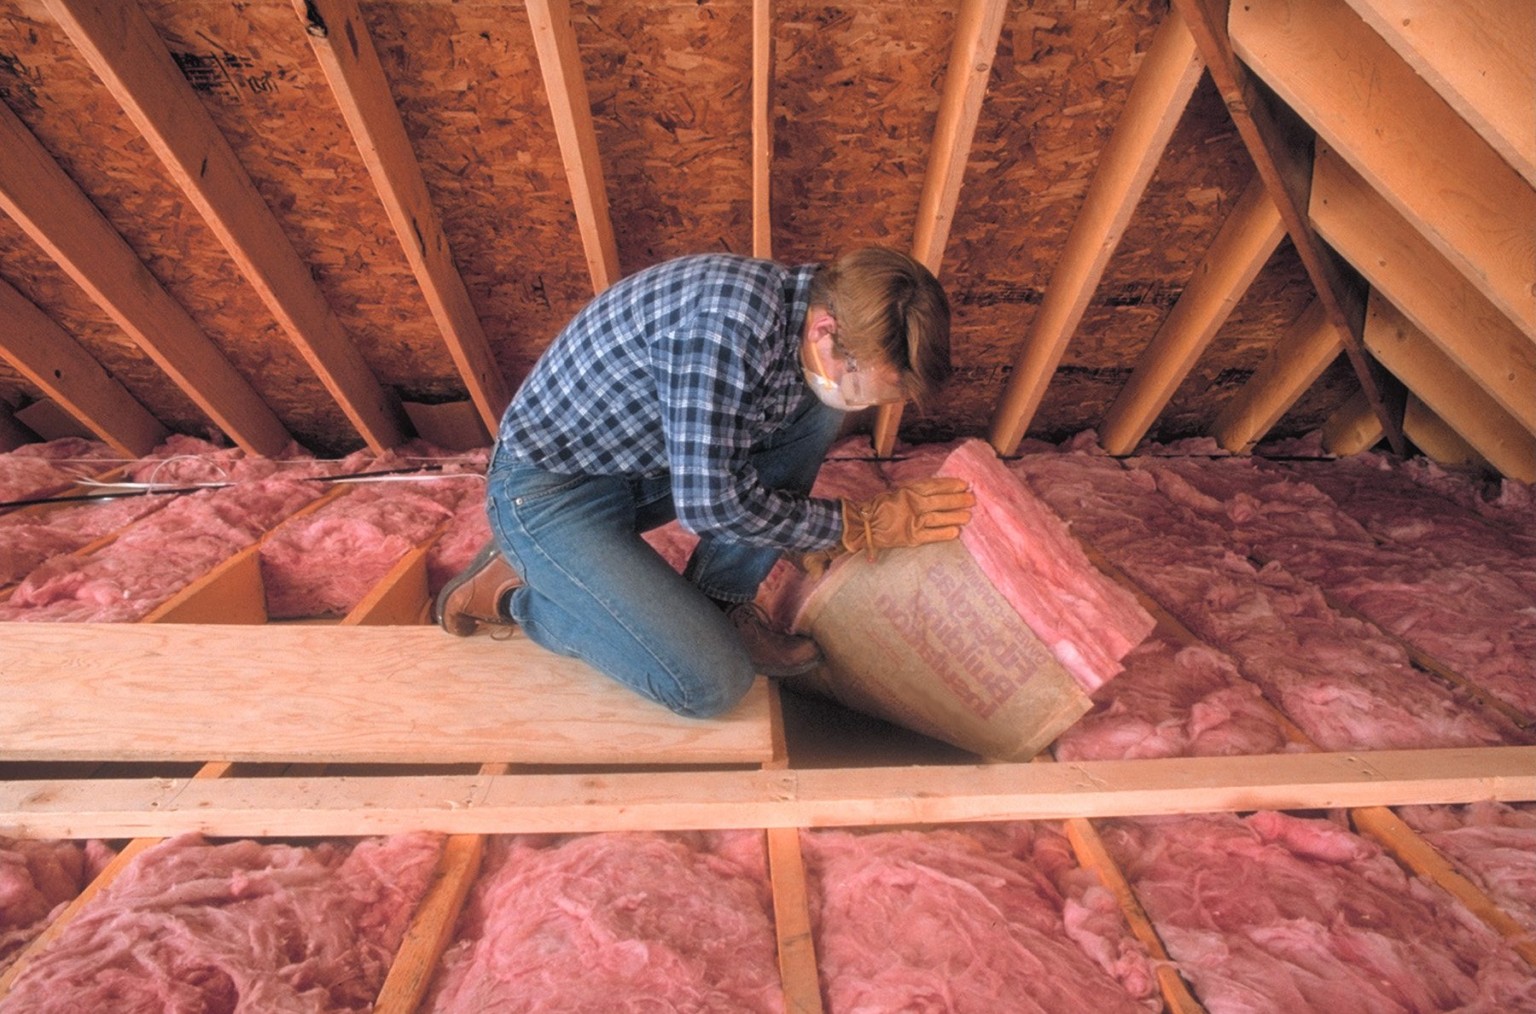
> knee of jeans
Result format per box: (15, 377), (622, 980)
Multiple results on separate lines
(662, 657), (755, 720)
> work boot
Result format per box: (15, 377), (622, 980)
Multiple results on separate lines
(436, 541), (522, 637)
(725, 601), (823, 677)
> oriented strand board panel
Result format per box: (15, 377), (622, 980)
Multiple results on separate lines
(771, 2), (951, 263)
(578, 0), (755, 270)
(362, 0), (593, 383)
(0, 0), (352, 446)
(0, 623), (775, 765)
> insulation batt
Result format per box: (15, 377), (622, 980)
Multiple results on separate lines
(1398, 455), (1536, 558)
(426, 492), (493, 596)
(0, 839), (114, 974)
(0, 832), (442, 1013)
(1010, 449), (1527, 751)
(1134, 454), (1536, 722)
(1052, 635), (1293, 761)
(0, 478), (321, 622)
(0, 494), (173, 585)
(1100, 812), (1536, 1013)
(1398, 802), (1536, 940)
(427, 831), (781, 1013)
(802, 823), (1159, 1013)
(0, 439), (115, 503)
(260, 479), (477, 618)
(930, 439), (1153, 692)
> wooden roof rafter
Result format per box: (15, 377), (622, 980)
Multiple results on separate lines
(0, 276), (168, 457)
(1098, 174), (1286, 456)
(1310, 144), (1536, 439)
(0, 101), (292, 457)
(1320, 388), (1385, 457)
(988, 7), (1207, 456)
(1171, 0), (1408, 457)
(1400, 395), (1490, 473)
(525, 0), (621, 294)
(872, 0), (1008, 457)
(1361, 294), (1536, 482)
(1210, 298), (1337, 452)
(43, 0), (409, 453)
(1229, 0), (1536, 342)
(294, 0), (509, 439)
(752, 0), (774, 261)
(1339, 0), (1535, 189)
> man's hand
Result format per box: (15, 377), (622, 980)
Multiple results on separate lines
(841, 476), (976, 558)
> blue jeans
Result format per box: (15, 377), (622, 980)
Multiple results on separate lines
(486, 395), (842, 718)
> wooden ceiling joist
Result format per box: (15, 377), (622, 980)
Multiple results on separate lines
(1099, 175), (1286, 455)
(873, 0), (1008, 456)
(0, 102), (291, 458)
(988, 7), (1206, 456)
(763, 690), (825, 1014)
(1210, 298), (1337, 452)
(1363, 294), (1536, 482)
(751, 0), (774, 260)
(1340, 0), (1535, 188)
(295, 0), (509, 437)
(1229, 0), (1536, 340)
(0, 277), (168, 457)
(44, 0), (408, 453)
(525, 0), (621, 294)
(1172, 0), (1406, 457)
(1310, 144), (1536, 437)
(3, 746), (1532, 839)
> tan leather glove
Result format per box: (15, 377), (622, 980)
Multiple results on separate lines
(841, 476), (976, 559)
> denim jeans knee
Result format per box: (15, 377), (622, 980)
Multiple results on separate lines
(486, 446), (756, 717)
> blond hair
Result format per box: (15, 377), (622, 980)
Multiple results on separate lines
(808, 247), (952, 409)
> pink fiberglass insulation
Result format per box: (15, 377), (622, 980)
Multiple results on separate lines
(1133, 455), (1536, 722)
(1011, 449), (1526, 751)
(1, 832), (441, 1012)
(802, 823), (1159, 1013)
(0, 494), (174, 585)
(0, 478), (321, 622)
(1099, 811), (1536, 1013)
(932, 439), (1153, 692)
(1399, 456), (1536, 558)
(1052, 635), (1294, 761)
(1398, 802), (1536, 940)
(0, 439), (115, 503)
(259, 478), (480, 618)
(426, 831), (781, 1013)
(0, 839), (114, 974)
(1280, 456), (1536, 599)
(426, 494), (493, 596)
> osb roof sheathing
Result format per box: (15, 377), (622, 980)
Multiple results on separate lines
(0, 0), (1373, 454)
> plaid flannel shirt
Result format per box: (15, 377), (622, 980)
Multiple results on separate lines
(497, 254), (844, 551)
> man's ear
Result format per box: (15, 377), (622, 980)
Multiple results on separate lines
(806, 307), (838, 345)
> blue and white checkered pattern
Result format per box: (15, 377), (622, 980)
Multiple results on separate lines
(498, 254), (844, 550)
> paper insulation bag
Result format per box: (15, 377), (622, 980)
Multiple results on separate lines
(790, 538), (1093, 761)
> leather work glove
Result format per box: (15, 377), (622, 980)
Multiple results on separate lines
(841, 476), (976, 560)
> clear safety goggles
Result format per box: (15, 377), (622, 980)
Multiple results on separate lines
(804, 340), (907, 410)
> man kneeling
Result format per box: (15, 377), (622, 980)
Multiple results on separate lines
(437, 248), (974, 718)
